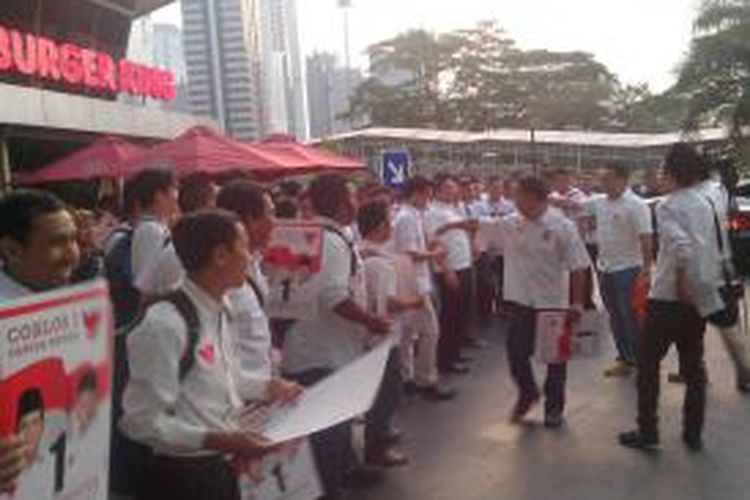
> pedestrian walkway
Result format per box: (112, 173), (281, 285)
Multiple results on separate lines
(356, 318), (750, 500)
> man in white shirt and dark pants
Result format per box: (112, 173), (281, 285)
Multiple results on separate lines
(479, 176), (591, 427)
(121, 211), (282, 500)
(619, 144), (724, 451)
(591, 163), (653, 377)
(424, 175), (475, 374)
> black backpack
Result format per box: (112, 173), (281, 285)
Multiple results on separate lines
(110, 290), (202, 496)
(103, 226), (140, 329)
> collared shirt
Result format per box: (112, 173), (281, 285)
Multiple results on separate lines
(227, 257), (273, 386)
(0, 268), (32, 302)
(131, 216), (184, 295)
(650, 186), (724, 316)
(423, 202), (473, 272)
(282, 217), (369, 374)
(487, 197), (516, 218)
(121, 279), (266, 457)
(392, 204), (433, 294)
(590, 189), (653, 273)
(479, 208), (591, 309)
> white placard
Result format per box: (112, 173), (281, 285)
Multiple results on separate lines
(535, 310), (605, 364)
(254, 337), (394, 444)
(0, 280), (113, 500)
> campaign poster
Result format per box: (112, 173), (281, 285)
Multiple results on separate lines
(239, 441), (322, 500)
(263, 221), (324, 320)
(535, 310), (605, 364)
(0, 280), (113, 500)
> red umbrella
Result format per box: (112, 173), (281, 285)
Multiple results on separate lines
(258, 134), (364, 174)
(116, 126), (300, 179)
(15, 136), (145, 185)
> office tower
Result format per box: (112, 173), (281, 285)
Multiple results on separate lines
(306, 52), (362, 139)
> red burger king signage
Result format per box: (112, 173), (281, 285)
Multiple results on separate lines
(0, 24), (176, 101)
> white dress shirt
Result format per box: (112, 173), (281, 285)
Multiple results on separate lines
(227, 257), (273, 386)
(423, 202), (473, 272)
(590, 189), (653, 273)
(131, 216), (184, 295)
(0, 268), (32, 302)
(282, 218), (369, 374)
(650, 186), (724, 317)
(121, 279), (266, 457)
(479, 208), (591, 309)
(392, 204), (433, 294)
(360, 241), (399, 319)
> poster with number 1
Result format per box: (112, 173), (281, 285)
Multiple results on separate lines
(0, 280), (112, 500)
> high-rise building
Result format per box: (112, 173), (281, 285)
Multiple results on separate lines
(259, 0), (309, 140)
(306, 52), (362, 139)
(182, 0), (263, 141)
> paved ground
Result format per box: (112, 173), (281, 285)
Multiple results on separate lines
(354, 315), (750, 500)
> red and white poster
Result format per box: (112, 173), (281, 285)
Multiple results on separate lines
(263, 221), (324, 320)
(535, 310), (605, 364)
(0, 280), (113, 500)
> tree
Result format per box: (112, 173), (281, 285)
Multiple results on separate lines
(675, 0), (750, 135)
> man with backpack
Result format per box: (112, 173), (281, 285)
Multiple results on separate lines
(119, 210), (281, 500)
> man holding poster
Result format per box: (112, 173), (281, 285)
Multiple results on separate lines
(477, 176), (591, 428)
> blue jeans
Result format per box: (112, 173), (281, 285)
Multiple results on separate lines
(599, 266), (641, 364)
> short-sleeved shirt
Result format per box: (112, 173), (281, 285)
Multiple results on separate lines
(589, 189), (653, 273)
(131, 216), (184, 295)
(423, 202), (472, 272)
(392, 204), (433, 294)
(479, 208), (591, 309)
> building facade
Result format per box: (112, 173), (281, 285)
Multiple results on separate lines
(306, 52), (362, 139)
(259, 0), (309, 140)
(182, 0), (263, 140)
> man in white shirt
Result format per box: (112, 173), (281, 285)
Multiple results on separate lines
(478, 176), (591, 428)
(0, 190), (80, 493)
(590, 163), (653, 377)
(392, 176), (456, 400)
(619, 143), (723, 452)
(129, 167), (184, 299)
(121, 211), (283, 500)
(423, 175), (475, 374)
(282, 174), (390, 500)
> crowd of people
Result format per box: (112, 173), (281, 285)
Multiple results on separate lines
(0, 140), (747, 500)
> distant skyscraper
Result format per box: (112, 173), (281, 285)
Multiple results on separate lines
(182, 0), (263, 140)
(259, 0), (309, 140)
(306, 52), (362, 139)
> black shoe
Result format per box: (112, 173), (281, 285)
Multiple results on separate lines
(618, 430), (659, 450)
(403, 380), (420, 395)
(458, 355), (476, 363)
(682, 432), (703, 452)
(419, 384), (458, 401)
(668, 372), (686, 384)
(442, 362), (470, 375)
(342, 466), (385, 490)
(510, 393), (540, 423)
(383, 427), (403, 446)
(544, 412), (564, 428)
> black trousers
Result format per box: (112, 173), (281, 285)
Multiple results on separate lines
(285, 368), (355, 500)
(475, 253), (494, 325)
(436, 268), (473, 369)
(637, 300), (707, 439)
(365, 348), (403, 454)
(140, 454), (240, 500)
(490, 255), (505, 312)
(506, 303), (567, 414)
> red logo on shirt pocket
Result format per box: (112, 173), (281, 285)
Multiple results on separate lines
(199, 343), (216, 364)
(82, 310), (101, 340)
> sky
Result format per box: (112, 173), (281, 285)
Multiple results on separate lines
(151, 0), (701, 92)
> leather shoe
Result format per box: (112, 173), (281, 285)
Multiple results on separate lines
(618, 430), (659, 450)
(510, 393), (540, 422)
(419, 384), (458, 401)
(544, 412), (564, 428)
(442, 362), (470, 375)
(682, 432), (703, 452)
(365, 447), (409, 468)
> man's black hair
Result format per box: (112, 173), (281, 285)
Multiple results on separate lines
(172, 210), (241, 273)
(0, 189), (67, 245)
(404, 175), (432, 198)
(357, 200), (390, 238)
(217, 180), (268, 220)
(128, 167), (177, 210)
(518, 175), (550, 201)
(275, 199), (298, 219)
(432, 173), (456, 190)
(16, 387), (44, 428)
(309, 173), (350, 219)
(77, 370), (98, 395)
(278, 180), (303, 198)
(664, 143), (706, 188)
(604, 161), (630, 180)
(179, 174), (215, 214)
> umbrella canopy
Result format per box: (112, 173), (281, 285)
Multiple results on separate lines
(115, 126), (302, 179)
(15, 136), (146, 185)
(258, 134), (365, 174)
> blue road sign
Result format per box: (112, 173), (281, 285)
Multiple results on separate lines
(381, 150), (411, 188)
